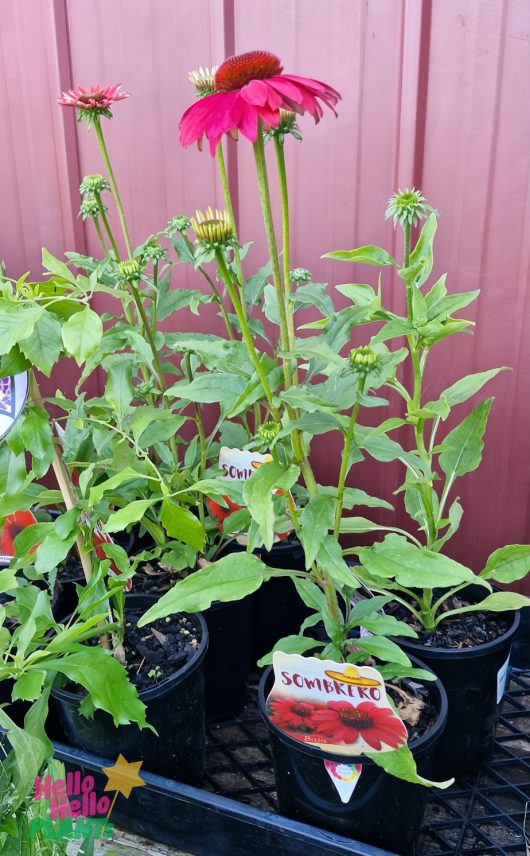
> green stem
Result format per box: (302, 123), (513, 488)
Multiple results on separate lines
(129, 284), (166, 393)
(252, 123), (292, 389)
(215, 250), (277, 417)
(334, 399), (361, 538)
(92, 215), (108, 256)
(182, 233), (235, 339)
(216, 144), (245, 304)
(151, 260), (159, 335)
(94, 194), (120, 261)
(184, 354), (206, 526)
(93, 117), (133, 258)
(273, 137), (297, 380)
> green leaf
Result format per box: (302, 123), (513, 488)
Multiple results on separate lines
(263, 283), (280, 325)
(356, 534), (477, 588)
(480, 545), (530, 584)
(103, 353), (135, 416)
(138, 553), (268, 623)
(61, 306), (103, 366)
(88, 467), (148, 506)
(355, 424), (423, 470)
(339, 517), (393, 534)
(439, 398), (493, 480)
(294, 283), (333, 317)
(46, 650), (149, 728)
(257, 634), (322, 667)
(160, 499), (205, 550)
(293, 578), (327, 612)
(19, 408), (55, 478)
(335, 283), (377, 305)
(354, 635), (412, 666)
(367, 745), (453, 789)
(130, 408), (185, 447)
(41, 248), (76, 284)
(439, 591), (530, 620)
(316, 535), (357, 589)
(12, 670), (46, 702)
(166, 373), (246, 404)
(18, 312), (62, 376)
(34, 529), (77, 575)
(0, 567), (18, 594)
(104, 500), (156, 533)
(437, 368), (508, 408)
(244, 260), (273, 305)
(399, 213), (437, 289)
(0, 302), (44, 357)
(300, 495), (335, 568)
(323, 246), (397, 266)
(243, 462), (300, 551)
(220, 421), (249, 448)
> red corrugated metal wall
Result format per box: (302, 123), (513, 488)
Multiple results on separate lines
(1, 0), (529, 582)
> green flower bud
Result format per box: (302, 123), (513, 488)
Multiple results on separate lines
(264, 109), (303, 144)
(80, 174), (110, 196)
(191, 208), (234, 250)
(79, 198), (102, 221)
(257, 421), (281, 443)
(119, 259), (141, 281)
(289, 268), (312, 284)
(141, 238), (166, 263)
(167, 216), (192, 235)
(349, 346), (378, 373)
(385, 188), (434, 229)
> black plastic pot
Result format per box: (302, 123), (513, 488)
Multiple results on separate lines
(221, 538), (309, 663)
(510, 605), (530, 669)
(397, 585), (520, 778)
(204, 596), (253, 721)
(51, 594), (208, 783)
(259, 660), (447, 856)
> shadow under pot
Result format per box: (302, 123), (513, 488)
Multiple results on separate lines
(51, 594), (208, 783)
(395, 584), (520, 779)
(258, 658), (448, 856)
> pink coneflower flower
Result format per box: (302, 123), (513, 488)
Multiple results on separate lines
(57, 84), (130, 122)
(179, 50), (340, 155)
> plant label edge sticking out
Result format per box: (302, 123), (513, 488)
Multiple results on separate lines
(324, 760), (363, 803)
(0, 372), (29, 443)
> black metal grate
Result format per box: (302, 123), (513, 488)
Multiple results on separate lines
(203, 671), (530, 856)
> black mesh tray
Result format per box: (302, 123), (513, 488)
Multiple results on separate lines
(53, 670), (530, 856)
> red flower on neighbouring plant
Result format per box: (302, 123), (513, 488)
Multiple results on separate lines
(1, 510), (38, 556)
(207, 495), (243, 528)
(180, 50), (340, 155)
(57, 84), (130, 121)
(311, 701), (408, 750)
(269, 696), (320, 731)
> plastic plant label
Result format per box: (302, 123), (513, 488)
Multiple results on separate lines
(0, 509), (38, 564)
(266, 652), (408, 757)
(497, 655), (510, 704)
(0, 372), (29, 443)
(324, 760), (362, 803)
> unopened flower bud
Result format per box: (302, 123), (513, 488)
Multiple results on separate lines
(79, 198), (102, 221)
(191, 208), (234, 249)
(266, 109), (303, 143)
(80, 174), (110, 196)
(119, 259), (141, 281)
(167, 216), (191, 235)
(289, 268), (312, 284)
(349, 346), (378, 373)
(141, 238), (166, 263)
(257, 422), (281, 443)
(385, 188), (434, 229)
(188, 66), (218, 98)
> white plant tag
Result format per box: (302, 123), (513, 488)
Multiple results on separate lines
(324, 760), (362, 803)
(219, 446), (273, 480)
(266, 652), (408, 756)
(497, 656), (510, 704)
(0, 372), (29, 442)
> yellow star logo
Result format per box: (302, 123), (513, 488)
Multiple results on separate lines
(102, 754), (145, 800)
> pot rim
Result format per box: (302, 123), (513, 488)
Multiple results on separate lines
(258, 654), (448, 765)
(394, 584), (521, 659)
(51, 593), (208, 703)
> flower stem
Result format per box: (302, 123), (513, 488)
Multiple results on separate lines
(252, 123), (292, 390)
(334, 380), (364, 537)
(215, 250), (277, 418)
(129, 284), (166, 393)
(273, 136), (298, 381)
(93, 117), (133, 258)
(94, 193), (119, 261)
(92, 215), (108, 256)
(184, 353), (206, 526)
(181, 233), (235, 339)
(216, 144), (245, 306)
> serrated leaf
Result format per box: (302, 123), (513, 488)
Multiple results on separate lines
(18, 312), (62, 376)
(12, 670), (45, 702)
